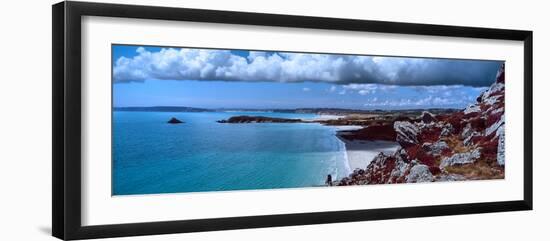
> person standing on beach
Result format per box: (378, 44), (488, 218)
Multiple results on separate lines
(325, 174), (333, 186)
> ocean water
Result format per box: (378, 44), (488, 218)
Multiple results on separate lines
(113, 111), (350, 195)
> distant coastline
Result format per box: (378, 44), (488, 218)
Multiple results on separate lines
(113, 106), (462, 115)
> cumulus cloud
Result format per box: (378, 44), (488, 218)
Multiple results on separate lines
(363, 95), (466, 108)
(359, 84), (481, 108)
(342, 83), (398, 95)
(113, 47), (502, 87)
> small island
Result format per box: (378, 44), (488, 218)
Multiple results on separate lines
(167, 117), (184, 124)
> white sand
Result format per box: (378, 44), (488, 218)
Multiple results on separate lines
(306, 115), (345, 121)
(337, 138), (400, 171)
(332, 125), (364, 131)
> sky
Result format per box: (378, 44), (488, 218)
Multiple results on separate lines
(112, 45), (503, 110)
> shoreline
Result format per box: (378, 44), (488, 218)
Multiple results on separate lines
(306, 114), (345, 121)
(335, 131), (400, 172)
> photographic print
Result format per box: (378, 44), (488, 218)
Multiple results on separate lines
(112, 44), (505, 196)
(53, 3), (532, 238)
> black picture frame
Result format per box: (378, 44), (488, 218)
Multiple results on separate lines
(52, 1), (533, 240)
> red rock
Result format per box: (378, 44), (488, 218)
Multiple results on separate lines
(421, 111), (437, 124)
(417, 127), (442, 143)
(347, 124), (396, 141)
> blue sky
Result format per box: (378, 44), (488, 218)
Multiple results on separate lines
(112, 45), (502, 110)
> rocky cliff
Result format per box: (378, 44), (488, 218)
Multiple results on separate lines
(338, 64), (505, 185)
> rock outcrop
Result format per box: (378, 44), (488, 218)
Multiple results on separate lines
(439, 148), (481, 168)
(394, 121), (420, 147)
(167, 117), (184, 124)
(338, 64), (505, 185)
(405, 164), (434, 183)
(496, 126), (505, 166)
(421, 111), (437, 124)
(424, 141), (450, 156)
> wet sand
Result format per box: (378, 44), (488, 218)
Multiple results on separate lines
(336, 135), (400, 171)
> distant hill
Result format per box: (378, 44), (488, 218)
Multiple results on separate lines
(114, 106), (211, 112)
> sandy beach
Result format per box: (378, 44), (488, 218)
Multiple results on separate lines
(305, 114), (345, 121)
(336, 134), (400, 171)
(331, 125), (364, 131)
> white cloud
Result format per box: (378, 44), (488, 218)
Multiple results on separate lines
(302, 87), (311, 92)
(247, 51), (268, 61)
(341, 83), (398, 95)
(113, 47), (502, 86)
(363, 94), (468, 108)
(345, 84), (376, 95)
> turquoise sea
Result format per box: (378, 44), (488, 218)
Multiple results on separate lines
(113, 111), (350, 195)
